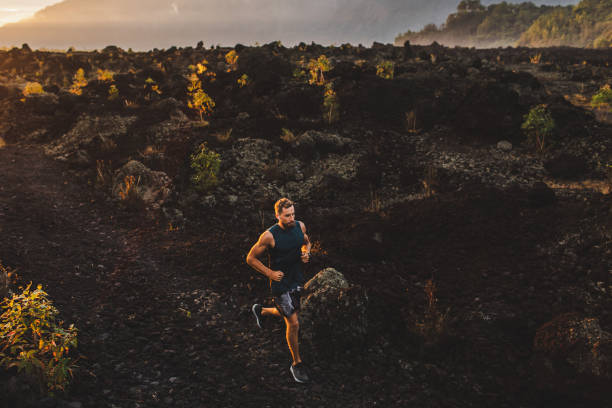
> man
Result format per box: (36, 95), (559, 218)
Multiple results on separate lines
(246, 198), (311, 383)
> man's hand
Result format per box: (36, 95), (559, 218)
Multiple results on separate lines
(268, 270), (284, 281)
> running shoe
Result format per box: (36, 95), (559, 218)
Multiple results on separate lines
(252, 304), (263, 329)
(289, 362), (310, 383)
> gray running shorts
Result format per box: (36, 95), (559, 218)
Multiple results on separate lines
(274, 287), (302, 317)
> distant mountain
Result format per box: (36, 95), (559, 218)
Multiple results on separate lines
(0, 0), (457, 50)
(395, 0), (610, 48)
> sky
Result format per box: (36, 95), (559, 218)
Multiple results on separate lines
(0, 1), (61, 27)
(0, 0), (579, 50)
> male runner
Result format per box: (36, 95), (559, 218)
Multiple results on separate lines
(246, 198), (311, 383)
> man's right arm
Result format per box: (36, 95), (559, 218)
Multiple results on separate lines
(246, 231), (284, 281)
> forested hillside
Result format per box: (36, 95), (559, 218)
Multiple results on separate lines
(518, 0), (612, 47)
(396, 0), (612, 48)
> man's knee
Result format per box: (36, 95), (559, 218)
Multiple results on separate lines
(286, 313), (299, 329)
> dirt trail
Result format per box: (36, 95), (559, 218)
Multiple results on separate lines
(0, 143), (387, 407)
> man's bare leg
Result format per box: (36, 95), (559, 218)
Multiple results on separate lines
(261, 307), (281, 317)
(284, 312), (301, 365)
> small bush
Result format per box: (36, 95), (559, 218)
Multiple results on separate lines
(96, 69), (114, 82)
(144, 77), (162, 101)
(376, 60), (395, 79)
(107, 84), (119, 101)
(280, 128), (296, 143)
(0, 283), (78, 394)
(22, 82), (44, 97)
(530, 53), (542, 64)
(308, 55), (331, 86)
(190, 143), (221, 192)
(225, 50), (238, 72)
(187, 73), (215, 123)
(521, 104), (555, 154)
(117, 175), (143, 207)
(591, 84), (612, 110)
(414, 279), (449, 346)
(69, 68), (87, 95)
(323, 83), (340, 124)
(237, 74), (249, 88)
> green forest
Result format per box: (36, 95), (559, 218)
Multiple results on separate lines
(395, 0), (612, 48)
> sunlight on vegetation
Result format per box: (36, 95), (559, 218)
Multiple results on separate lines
(237, 74), (249, 88)
(323, 83), (340, 124)
(225, 50), (239, 72)
(144, 77), (162, 100)
(118, 175), (139, 201)
(308, 55), (331, 86)
(376, 60), (395, 79)
(187, 73), (215, 123)
(591, 84), (612, 111)
(96, 69), (114, 82)
(530, 53), (542, 64)
(69, 68), (88, 95)
(22, 82), (44, 97)
(190, 143), (221, 192)
(0, 283), (78, 394)
(108, 84), (119, 101)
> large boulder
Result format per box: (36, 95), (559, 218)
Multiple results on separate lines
(290, 130), (354, 157)
(112, 160), (172, 210)
(44, 114), (138, 164)
(299, 268), (368, 359)
(532, 313), (612, 402)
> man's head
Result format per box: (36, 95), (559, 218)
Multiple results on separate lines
(275, 197), (295, 228)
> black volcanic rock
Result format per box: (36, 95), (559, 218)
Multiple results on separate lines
(545, 154), (590, 179)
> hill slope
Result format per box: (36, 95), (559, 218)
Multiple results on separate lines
(396, 0), (611, 48)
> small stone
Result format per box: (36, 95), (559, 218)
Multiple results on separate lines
(497, 140), (512, 151)
(68, 402), (83, 408)
(169, 377), (179, 383)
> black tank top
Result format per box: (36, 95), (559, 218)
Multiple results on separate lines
(267, 222), (305, 295)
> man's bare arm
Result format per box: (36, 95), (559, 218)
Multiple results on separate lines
(246, 231), (284, 281)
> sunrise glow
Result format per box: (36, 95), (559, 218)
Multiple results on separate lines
(0, 1), (61, 27)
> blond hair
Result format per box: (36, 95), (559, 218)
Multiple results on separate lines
(274, 197), (294, 215)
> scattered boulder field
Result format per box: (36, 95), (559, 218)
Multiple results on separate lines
(0, 42), (611, 407)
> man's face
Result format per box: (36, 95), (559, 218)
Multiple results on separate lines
(277, 206), (296, 228)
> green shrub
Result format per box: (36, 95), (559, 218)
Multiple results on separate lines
(521, 104), (555, 154)
(190, 143), (221, 192)
(323, 83), (340, 124)
(376, 60), (395, 79)
(591, 84), (612, 110)
(0, 283), (78, 394)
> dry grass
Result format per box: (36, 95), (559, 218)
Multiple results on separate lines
(415, 279), (450, 345)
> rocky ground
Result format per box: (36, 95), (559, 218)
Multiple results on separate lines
(0, 43), (611, 407)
